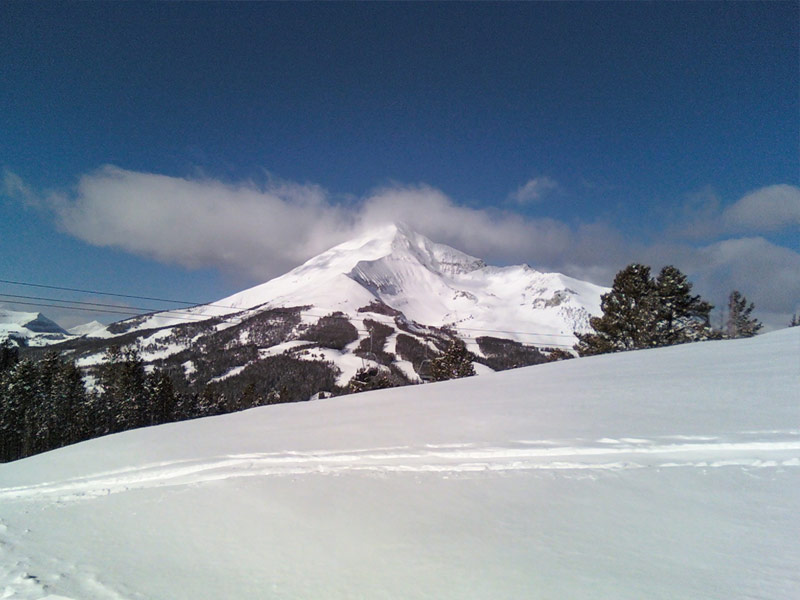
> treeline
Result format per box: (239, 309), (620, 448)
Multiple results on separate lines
(575, 263), (762, 356)
(0, 344), (295, 463)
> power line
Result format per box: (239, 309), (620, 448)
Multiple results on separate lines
(0, 293), (225, 323)
(0, 277), (580, 343)
(0, 292), (169, 314)
(3, 299), (151, 318)
(0, 278), (202, 306)
(3, 300), (574, 348)
(2, 299), (248, 325)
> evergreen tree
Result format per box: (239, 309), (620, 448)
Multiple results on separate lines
(30, 353), (89, 452)
(790, 314), (799, 327)
(0, 359), (38, 460)
(428, 339), (475, 382)
(575, 264), (715, 356)
(33, 352), (63, 453)
(574, 264), (658, 356)
(348, 366), (395, 393)
(195, 386), (226, 417)
(0, 340), (19, 373)
(55, 359), (91, 446)
(98, 346), (149, 432)
(726, 291), (762, 338)
(146, 369), (178, 425)
(545, 348), (574, 362)
(653, 265), (715, 345)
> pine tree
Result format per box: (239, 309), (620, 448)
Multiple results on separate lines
(54, 358), (90, 447)
(347, 366), (396, 392)
(574, 264), (658, 356)
(575, 264), (715, 356)
(0, 359), (38, 460)
(146, 370), (178, 425)
(428, 339), (475, 382)
(98, 346), (148, 432)
(33, 352), (63, 454)
(726, 291), (762, 338)
(654, 265), (715, 345)
(790, 314), (799, 327)
(196, 386), (226, 417)
(0, 340), (19, 373)
(31, 353), (88, 452)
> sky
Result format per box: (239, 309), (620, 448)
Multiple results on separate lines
(1, 1), (798, 330)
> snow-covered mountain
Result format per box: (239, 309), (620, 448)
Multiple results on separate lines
(67, 320), (107, 337)
(115, 222), (605, 342)
(58, 223), (607, 391)
(0, 308), (70, 346)
(1, 328), (797, 599)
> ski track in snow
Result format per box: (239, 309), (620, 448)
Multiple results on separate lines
(2, 432), (799, 505)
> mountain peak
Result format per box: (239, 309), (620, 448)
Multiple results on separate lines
(95, 224), (608, 349)
(347, 222), (487, 276)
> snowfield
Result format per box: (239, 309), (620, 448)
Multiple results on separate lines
(1, 328), (798, 599)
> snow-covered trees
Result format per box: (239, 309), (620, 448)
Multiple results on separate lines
(347, 366), (396, 393)
(0, 345), (186, 462)
(146, 369), (178, 426)
(726, 291), (762, 338)
(0, 352), (91, 461)
(575, 264), (715, 356)
(428, 339), (476, 381)
(98, 346), (149, 433)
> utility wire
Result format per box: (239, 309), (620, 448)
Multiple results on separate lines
(0, 292), (171, 314)
(0, 278), (202, 305)
(3, 299), (249, 324)
(1, 278), (579, 341)
(3, 300), (574, 348)
(0, 293), (226, 322)
(4, 299), (154, 318)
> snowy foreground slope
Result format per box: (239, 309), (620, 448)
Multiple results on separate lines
(1, 329), (798, 599)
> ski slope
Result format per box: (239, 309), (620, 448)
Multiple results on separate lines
(0, 328), (798, 599)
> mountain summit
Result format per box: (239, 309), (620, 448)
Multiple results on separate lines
(129, 222), (606, 344)
(0, 308), (69, 346)
(46, 224), (609, 392)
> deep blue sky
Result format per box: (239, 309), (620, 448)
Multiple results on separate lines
(1, 2), (798, 328)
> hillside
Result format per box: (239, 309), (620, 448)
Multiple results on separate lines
(1, 328), (798, 599)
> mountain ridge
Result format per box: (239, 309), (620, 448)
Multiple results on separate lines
(115, 222), (606, 342)
(0, 308), (70, 346)
(20, 223), (609, 396)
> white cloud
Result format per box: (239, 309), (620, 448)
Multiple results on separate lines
(674, 184), (800, 239)
(2, 168), (39, 207)
(35, 167), (581, 281)
(508, 176), (560, 205)
(721, 184), (800, 232)
(693, 237), (800, 314)
(47, 166), (353, 279)
(5, 167), (799, 330)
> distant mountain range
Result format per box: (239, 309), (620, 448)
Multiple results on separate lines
(11, 223), (609, 396)
(0, 308), (70, 346)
